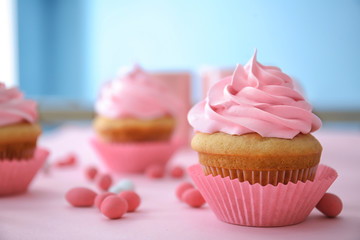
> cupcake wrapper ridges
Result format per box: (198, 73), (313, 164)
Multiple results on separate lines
(90, 137), (178, 173)
(0, 148), (49, 196)
(187, 164), (337, 227)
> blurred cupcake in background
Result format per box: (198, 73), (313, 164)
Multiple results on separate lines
(0, 83), (49, 196)
(91, 65), (182, 173)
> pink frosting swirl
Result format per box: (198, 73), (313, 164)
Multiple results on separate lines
(0, 83), (38, 127)
(188, 51), (322, 139)
(95, 65), (181, 119)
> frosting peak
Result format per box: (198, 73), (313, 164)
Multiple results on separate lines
(188, 51), (321, 139)
(95, 65), (181, 119)
(0, 83), (38, 127)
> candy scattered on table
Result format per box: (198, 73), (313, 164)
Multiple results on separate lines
(118, 191), (141, 212)
(85, 166), (98, 180)
(316, 193), (343, 218)
(65, 172), (141, 220)
(54, 153), (77, 167)
(109, 179), (135, 194)
(100, 196), (128, 219)
(65, 187), (97, 207)
(95, 192), (115, 210)
(97, 174), (113, 191)
(145, 164), (165, 179)
(175, 182), (206, 208)
(182, 188), (206, 208)
(170, 166), (184, 178)
(175, 182), (194, 200)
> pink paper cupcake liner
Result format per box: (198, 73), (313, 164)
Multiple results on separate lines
(187, 164), (337, 227)
(0, 148), (49, 196)
(201, 165), (318, 186)
(90, 137), (179, 173)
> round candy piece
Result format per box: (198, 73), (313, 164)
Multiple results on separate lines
(175, 182), (194, 200)
(182, 188), (205, 208)
(54, 153), (77, 167)
(65, 187), (97, 207)
(94, 192), (115, 210)
(97, 174), (113, 191)
(118, 191), (141, 212)
(100, 196), (128, 219)
(85, 166), (98, 180)
(170, 166), (184, 178)
(316, 193), (342, 218)
(109, 179), (135, 194)
(145, 165), (165, 179)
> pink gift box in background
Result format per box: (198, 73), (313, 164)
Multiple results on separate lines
(151, 72), (192, 147)
(199, 67), (234, 100)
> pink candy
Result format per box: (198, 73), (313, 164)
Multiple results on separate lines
(175, 182), (194, 200)
(95, 192), (115, 210)
(182, 189), (206, 208)
(65, 187), (97, 207)
(54, 153), (77, 167)
(146, 165), (185, 179)
(65, 163), (144, 220)
(97, 174), (113, 191)
(170, 166), (184, 178)
(85, 166), (98, 180)
(145, 164), (165, 179)
(118, 191), (141, 212)
(316, 193), (343, 218)
(66, 187), (142, 220)
(176, 182), (206, 208)
(100, 196), (128, 219)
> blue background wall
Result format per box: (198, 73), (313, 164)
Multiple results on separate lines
(17, 0), (88, 99)
(18, 0), (360, 110)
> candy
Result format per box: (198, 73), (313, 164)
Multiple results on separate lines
(65, 187), (97, 207)
(170, 166), (184, 178)
(109, 179), (135, 194)
(54, 153), (77, 167)
(118, 191), (141, 212)
(94, 192), (115, 210)
(316, 193), (343, 218)
(100, 196), (128, 219)
(175, 182), (194, 200)
(145, 164), (165, 178)
(85, 166), (98, 180)
(97, 174), (113, 191)
(182, 189), (205, 208)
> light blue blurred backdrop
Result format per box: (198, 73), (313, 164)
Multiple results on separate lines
(18, 0), (360, 110)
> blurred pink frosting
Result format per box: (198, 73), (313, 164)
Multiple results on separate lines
(95, 65), (180, 119)
(0, 83), (38, 127)
(188, 51), (322, 139)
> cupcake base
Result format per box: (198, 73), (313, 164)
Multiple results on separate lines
(0, 148), (49, 196)
(90, 137), (178, 173)
(0, 142), (37, 160)
(188, 164), (337, 227)
(201, 165), (318, 186)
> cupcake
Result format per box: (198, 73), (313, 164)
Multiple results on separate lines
(0, 83), (42, 159)
(188, 51), (322, 186)
(186, 51), (338, 227)
(92, 65), (181, 173)
(0, 83), (48, 196)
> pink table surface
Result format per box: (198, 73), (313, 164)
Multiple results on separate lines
(1, 124), (360, 240)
